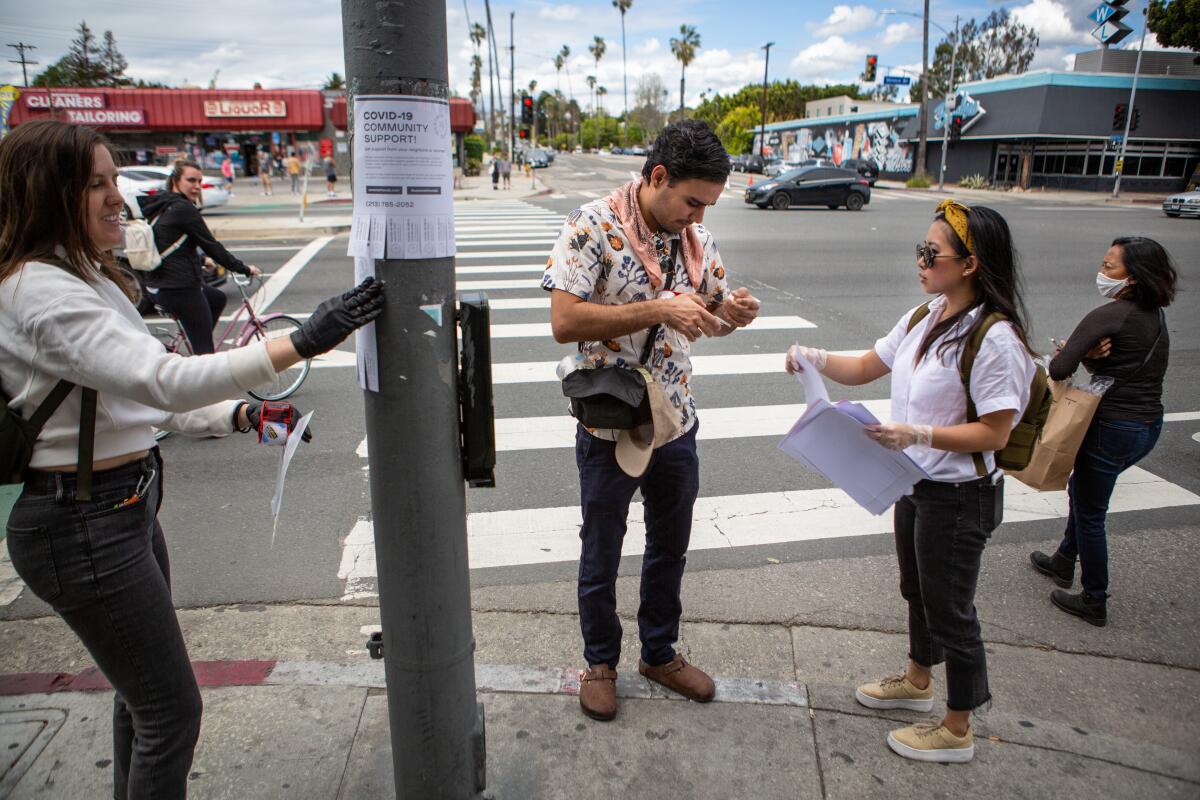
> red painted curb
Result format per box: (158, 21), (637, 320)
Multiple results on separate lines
(0, 660), (278, 696)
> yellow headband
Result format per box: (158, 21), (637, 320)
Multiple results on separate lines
(935, 199), (974, 255)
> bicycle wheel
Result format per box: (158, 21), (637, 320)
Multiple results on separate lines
(242, 315), (311, 401)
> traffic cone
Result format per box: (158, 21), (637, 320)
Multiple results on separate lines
(748, 174), (754, 186)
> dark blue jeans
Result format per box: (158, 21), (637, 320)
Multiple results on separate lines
(5, 452), (201, 800)
(894, 475), (1002, 712)
(575, 423), (700, 670)
(1058, 417), (1162, 598)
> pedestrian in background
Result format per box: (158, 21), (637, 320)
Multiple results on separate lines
(545, 120), (759, 722)
(287, 151), (302, 195)
(787, 200), (1035, 763)
(490, 152), (500, 190)
(1030, 236), (1175, 626)
(0, 119), (384, 799)
(500, 153), (511, 189)
(257, 151), (273, 196)
(220, 154), (235, 196)
(323, 156), (338, 197)
(138, 159), (260, 354)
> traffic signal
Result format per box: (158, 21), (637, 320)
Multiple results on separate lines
(518, 128), (529, 139)
(1130, 106), (1141, 132)
(1113, 103), (1127, 131)
(521, 95), (533, 126)
(863, 54), (878, 82)
(949, 114), (963, 145)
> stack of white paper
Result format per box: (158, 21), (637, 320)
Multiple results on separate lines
(777, 358), (928, 515)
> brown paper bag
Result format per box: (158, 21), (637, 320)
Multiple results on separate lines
(1011, 380), (1102, 491)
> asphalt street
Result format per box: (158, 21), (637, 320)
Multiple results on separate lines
(2, 153), (1196, 616)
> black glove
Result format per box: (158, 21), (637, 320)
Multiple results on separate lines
(290, 276), (385, 359)
(236, 402), (314, 442)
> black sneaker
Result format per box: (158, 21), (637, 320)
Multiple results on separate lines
(1030, 550), (1075, 588)
(1051, 589), (1107, 627)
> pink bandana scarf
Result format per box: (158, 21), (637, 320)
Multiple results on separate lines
(604, 178), (704, 292)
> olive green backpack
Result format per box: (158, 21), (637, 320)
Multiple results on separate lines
(907, 302), (1051, 476)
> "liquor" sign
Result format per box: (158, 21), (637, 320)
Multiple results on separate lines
(203, 99), (288, 118)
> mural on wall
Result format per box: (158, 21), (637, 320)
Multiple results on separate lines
(934, 89), (986, 132)
(767, 118), (913, 175)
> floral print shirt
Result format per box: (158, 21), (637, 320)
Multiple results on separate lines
(543, 199), (730, 442)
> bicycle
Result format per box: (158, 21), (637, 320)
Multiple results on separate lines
(150, 274), (311, 402)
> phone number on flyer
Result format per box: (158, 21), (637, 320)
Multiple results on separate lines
(361, 200), (416, 209)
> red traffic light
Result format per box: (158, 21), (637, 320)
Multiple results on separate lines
(867, 55), (877, 65)
(518, 128), (528, 139)
(522, 96), (533, 108)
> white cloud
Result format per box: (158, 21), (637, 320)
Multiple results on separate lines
(637, 38), (661, 56)
(883, 22), (918, 45)
(1012, 0), (1091, 47)
(538, 4), (583, 22)
(810, 5), (879, 38)
(790, 36), (864, 81)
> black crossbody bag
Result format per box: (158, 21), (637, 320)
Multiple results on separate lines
(561, 240), (678, 430)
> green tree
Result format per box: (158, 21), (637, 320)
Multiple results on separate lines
(322, 72), (345, 90)
(715, 105), (761, 154)
(32, 57), (74, 87)
(613, 0), (633, 146)
(1148, 0), (1200, 62)
(670, 24), (700, 116)
(101, 31), (129, 86)
(910, 10), (1039, 101)
(694, 80), (864, 129)
(63, 21), (107, 86)
(630, 73), (668, 139)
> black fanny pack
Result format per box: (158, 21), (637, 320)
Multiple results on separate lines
(561, 240), (676, 430)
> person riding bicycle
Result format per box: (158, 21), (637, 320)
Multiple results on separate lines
(138, 159), (261, 354)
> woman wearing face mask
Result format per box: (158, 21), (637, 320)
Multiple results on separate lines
(1030, 237), (1176, 627)
(785, 200), (1036, 763)
(138, 159), (261, 354)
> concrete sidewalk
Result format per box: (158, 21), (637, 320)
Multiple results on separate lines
(2, 529), (1198, 798)
(872, 179), (1171, 208)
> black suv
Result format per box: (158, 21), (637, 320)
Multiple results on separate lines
(743, 166), (871, 211)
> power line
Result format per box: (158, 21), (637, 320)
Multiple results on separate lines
(6, 41), (38, 86)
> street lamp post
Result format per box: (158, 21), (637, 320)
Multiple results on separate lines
(1112, 3), (1147, 199)
(937, 15), (959, 192)
(758, 42), (773, 159)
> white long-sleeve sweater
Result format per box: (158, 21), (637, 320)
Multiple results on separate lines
(1, 260), (277, 468)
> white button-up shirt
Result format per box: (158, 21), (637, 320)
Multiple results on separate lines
(874, 295), (1036, 482)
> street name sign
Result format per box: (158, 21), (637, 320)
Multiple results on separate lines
(883, 75), (911, 86)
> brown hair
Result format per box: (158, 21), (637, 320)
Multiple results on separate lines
(0, 119), (136, 300)
(166, 158), (203, 196)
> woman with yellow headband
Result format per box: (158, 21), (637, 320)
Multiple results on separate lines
(784, 198), (1036, 763)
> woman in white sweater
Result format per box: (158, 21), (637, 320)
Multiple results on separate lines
(0, 119), (383, 799)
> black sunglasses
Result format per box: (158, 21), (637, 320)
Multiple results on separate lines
(915, 243), (963, 271)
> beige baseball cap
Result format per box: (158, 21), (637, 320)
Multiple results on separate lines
(614, 370), (680, 478)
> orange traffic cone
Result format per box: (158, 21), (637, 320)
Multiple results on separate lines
(748, 174), (754, 186)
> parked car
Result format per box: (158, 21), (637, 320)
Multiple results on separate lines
(743, 166), (871, 211)
(838, 158), (880, 186)
(743, 154), (766, 174)
(117, 166), (230, 217)
(528, 149), (551, 168)
(629, 145), (647, 156)
(1162, 190), (1200, 217)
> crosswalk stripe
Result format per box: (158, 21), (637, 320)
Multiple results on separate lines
(457, 277), (542, 290)
(455, 238), (557, 248)
(488, 297), (550, 310)
(455, 264), (545, 275)
(455, 250), (549, 260)
(492, 351), (865, 384)
(487, 315), (817, 340)
(336, 465), (1200, 585)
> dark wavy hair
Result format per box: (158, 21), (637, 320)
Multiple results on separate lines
(0, 119), (135, 300)
(642, 119), (731, 184)
(916, 204), (1033, 363)
(1111, 236), (1177, 309)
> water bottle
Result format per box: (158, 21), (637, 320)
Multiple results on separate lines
(556, 353), (588, 380)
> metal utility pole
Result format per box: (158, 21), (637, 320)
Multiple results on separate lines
(483, 1), (498, 145)
(509, 12), (516, 161)
(917, 0), (930, 178)
(937, 16), (959, 192)
(6, 42), (37, 86)
(1112, 2), (1147, 198)
(758, 42), (773, 159)
(340, 1), (487, 797)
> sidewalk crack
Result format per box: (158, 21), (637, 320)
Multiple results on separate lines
(335, 689), (371, 800)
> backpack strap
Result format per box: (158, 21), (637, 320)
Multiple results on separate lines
(149, 207), (189, 260)
(905, 301), (933, 334)
(75, 388), (97, 501)
(26, 379), (77, 432)
(959, 311), (1008, 478)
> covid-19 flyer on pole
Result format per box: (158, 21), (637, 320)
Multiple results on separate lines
(348, 95), (454, 260)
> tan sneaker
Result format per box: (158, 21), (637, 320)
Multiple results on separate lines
(887, 721), (974, 763)
(579, 665), (618, 721)
(854, 673), (934, 712)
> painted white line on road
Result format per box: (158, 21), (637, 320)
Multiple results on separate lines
(455, 264), (545, 275)
(487, 297), (550, 310)
(457, 278), (542, 290)
(456, 238), (557, 248)
(577, 190), (602, 199)
(1165, 411), (1200, 423)
(488, 315), (816, 340)
(336, 465), (1199, 582)
(455, 250), (549, 260)
(249, 236), (334, 313)
(227, 245), (304, 252)
(457, 225), (561, 235)
(493, 351), (863, 384)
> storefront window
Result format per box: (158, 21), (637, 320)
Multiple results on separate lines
(1064, 154), (1085, 175)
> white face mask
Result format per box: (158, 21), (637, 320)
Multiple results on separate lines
(1096, 271), (1129, 299)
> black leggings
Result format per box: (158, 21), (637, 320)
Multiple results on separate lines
(150, 285), (227, 354)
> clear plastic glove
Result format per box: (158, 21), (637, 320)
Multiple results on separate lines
(785, 345), (828, 374)
(865, 422), (933, 451)
(291, 276), (385, 358)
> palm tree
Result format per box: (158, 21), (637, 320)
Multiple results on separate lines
(586, 74), (597, 149)
(613, 0), (633, 147)
(597, 86), (608, 146)
(560, 45), (574, 140)
(470, 54), (483, 118)
(528, 80), (538, 143)
(588, 36), (606, 147)
(669, 25), (700, 118)
(470, 21), (494, 142)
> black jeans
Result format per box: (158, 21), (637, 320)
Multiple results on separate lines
(150, 284), (227, 355)
(6, 452), (201, 799)
(575, 423), (700, 669)
(894, 475), (1002, 712)
(1058, 417), (1162, 598)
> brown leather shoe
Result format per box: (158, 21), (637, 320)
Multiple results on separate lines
(579, 665), (618, 721)
(638, 654), (715, 702)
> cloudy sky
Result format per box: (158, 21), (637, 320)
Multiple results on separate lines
(0, 0), (1177, 110)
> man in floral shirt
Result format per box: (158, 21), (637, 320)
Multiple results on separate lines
(544, 120), (760, 721)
